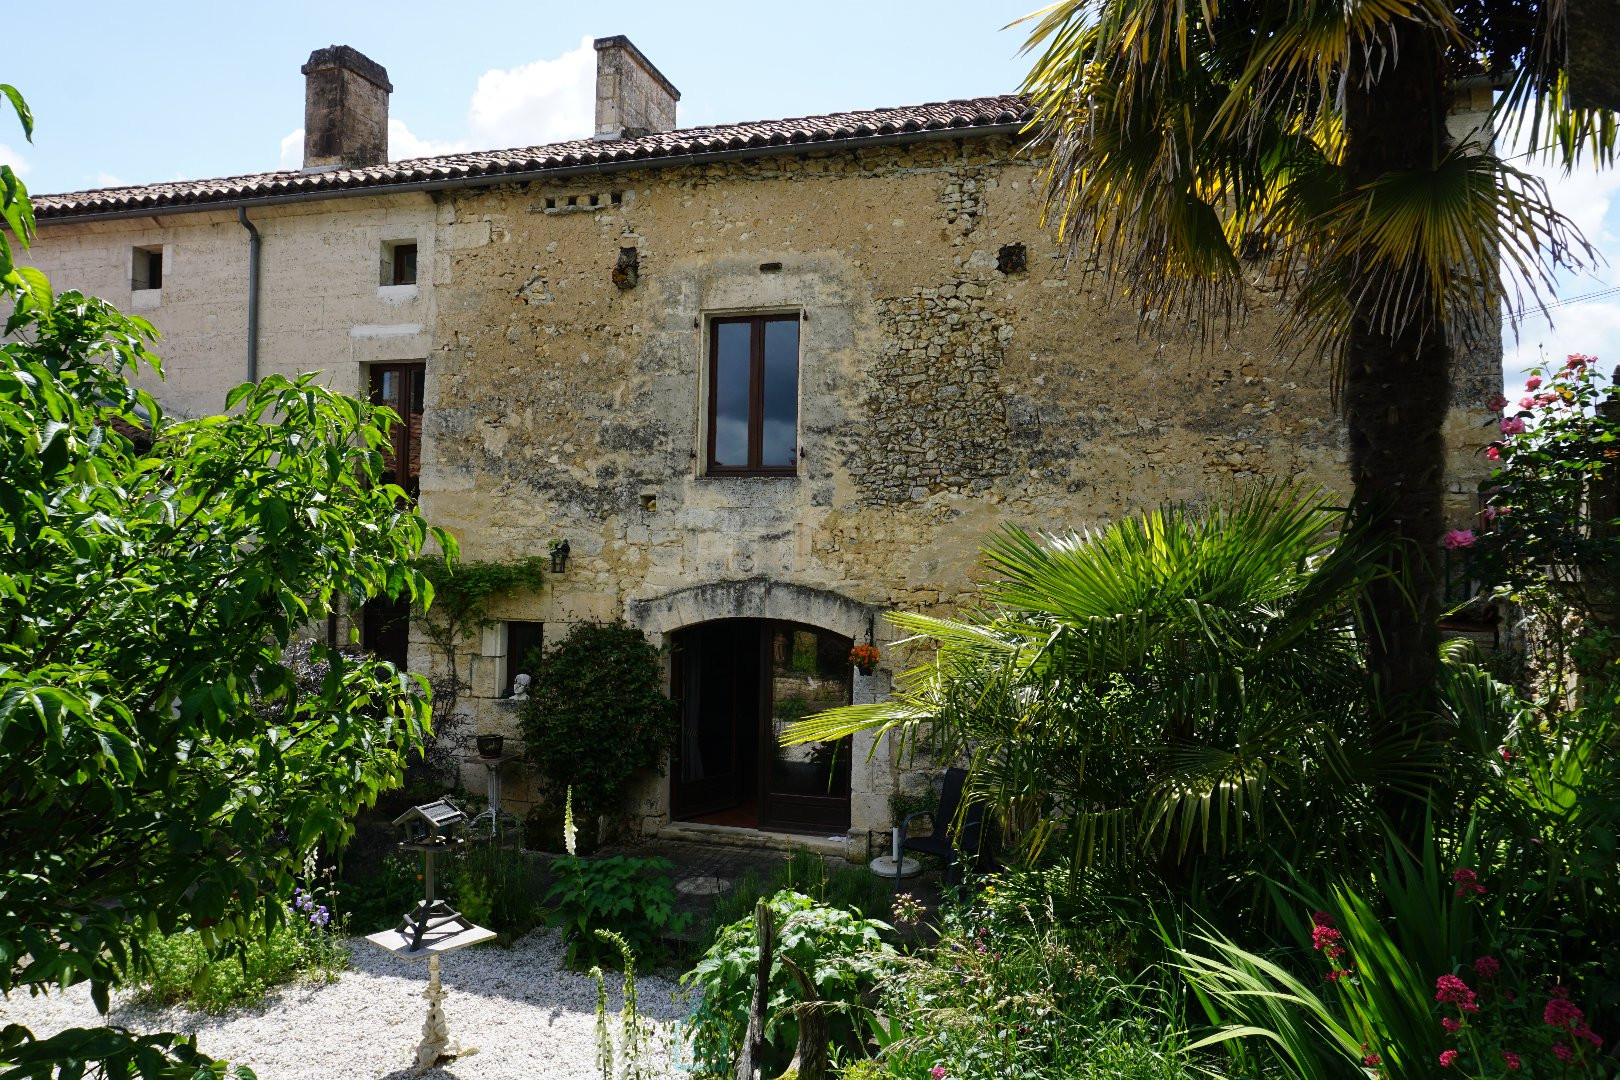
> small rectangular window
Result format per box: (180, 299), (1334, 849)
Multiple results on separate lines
(707, 314), (800, 476)
(132, 246), (163, 291)
(381, 241), (418, 286)
(504, 621), (545, 697)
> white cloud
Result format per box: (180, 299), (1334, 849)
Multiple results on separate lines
(387, 118), (468, 162)
(278, 128), (303, 171)
(465, 35), (595, 150)
(274, 36), (595, 170)
(0, 141), (31, 178)
(93, 171), (126, 188)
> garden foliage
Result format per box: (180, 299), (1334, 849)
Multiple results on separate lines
(0, 80), (445, 1079)
(547, 854), (689, 970)
(682, 890), (896, 1078)
(518, 621), (677, 822)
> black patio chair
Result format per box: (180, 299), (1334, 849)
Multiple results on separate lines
(898, 767), (995, 887)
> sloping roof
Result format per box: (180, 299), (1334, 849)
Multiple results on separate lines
(35, 95), (1035, 221)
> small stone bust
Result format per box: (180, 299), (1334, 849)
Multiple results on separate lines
(510, 673), (531, 701)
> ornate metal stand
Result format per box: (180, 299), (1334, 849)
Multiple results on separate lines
(414, 954), (469, 1073)
(366, 798), (496, 1074)
(464, 751), (521, 841)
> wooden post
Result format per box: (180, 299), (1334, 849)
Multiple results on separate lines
(734, 900), (774, 1080)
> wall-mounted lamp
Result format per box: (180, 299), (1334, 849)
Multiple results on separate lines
(549, 539), (571, 574)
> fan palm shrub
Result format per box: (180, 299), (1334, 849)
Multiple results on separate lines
(785, 485), (1401, 881)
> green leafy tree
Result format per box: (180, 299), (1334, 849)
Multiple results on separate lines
(1014, 0), (1609, 752)
(0, 84), (449, 1077)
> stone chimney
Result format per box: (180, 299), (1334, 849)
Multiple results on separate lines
(593, 36), (679, 141)
(301, 45), (392, 170)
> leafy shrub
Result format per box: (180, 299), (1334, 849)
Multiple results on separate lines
(450, 841), (544, 942)
(682, 890), (897, 1078)
(695, 847), (897, 957)
(518, 622), (677, 821)
(335, 850), (422, 933)
(875, 885), (1183, 1080)
(137, 891), (348, 1013)
(547, 854), (690, 969)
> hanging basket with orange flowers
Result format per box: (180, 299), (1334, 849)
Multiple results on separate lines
(849, 644), (881, 674)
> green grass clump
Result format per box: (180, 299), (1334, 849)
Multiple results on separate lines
(136, 904), (347, 1013)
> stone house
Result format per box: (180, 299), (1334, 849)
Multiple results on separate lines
(26, 38), (1499, 858)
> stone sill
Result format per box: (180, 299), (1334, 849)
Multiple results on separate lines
(377, 283), (418, 303)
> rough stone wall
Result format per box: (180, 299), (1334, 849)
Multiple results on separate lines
(23, 130), (1502, 851)
(422, 134), (1498, 840)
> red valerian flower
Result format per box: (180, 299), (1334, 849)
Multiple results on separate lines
(1552, 1042), (1574, 1062)
(1442, 1017), (1462, 1034)
(1436, 974), (1480, 1013)
(1363, 1053), (1383, 1067)
(1473, 956), (1501, 979)
(1451, 868), (1486, 897)
(1502, 1051), (1521, 1071)
(1439, 1050), (1460, 1067)
(1546, 997), (1585, 1030)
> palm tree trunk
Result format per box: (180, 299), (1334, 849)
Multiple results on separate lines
(1341, 21), (1452, 742)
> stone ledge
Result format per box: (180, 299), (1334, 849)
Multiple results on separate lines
(656, 821), (847, 857)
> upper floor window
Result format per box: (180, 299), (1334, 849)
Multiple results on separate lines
(132, 246), (163, 291)
(381, 241), (417, 286)
(369, 362), (425, 500)
(707, 314), (799, 476)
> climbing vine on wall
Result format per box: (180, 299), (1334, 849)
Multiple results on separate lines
(409, 554), (548, 773)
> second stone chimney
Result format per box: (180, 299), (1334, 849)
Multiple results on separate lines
(593, 36), (679, 141)
(301, 45), (392, 170)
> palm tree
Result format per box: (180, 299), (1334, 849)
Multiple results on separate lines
(1013, 0), (1609, 742)
(786, 486), (1404, 875)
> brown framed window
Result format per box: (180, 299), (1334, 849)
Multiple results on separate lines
(369, 362), (426, 500)
(707, 314), (799, 475)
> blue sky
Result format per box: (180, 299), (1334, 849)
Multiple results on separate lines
(5, 0), (1617, 388)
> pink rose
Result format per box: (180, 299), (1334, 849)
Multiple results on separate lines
(1519, 396), (1537, 409)
(1501, 417), (1527, 435)
(1443, 529), (1477, 550)
(1488, 393), (1510, 411)
(1526, 375), (1543, 390)
(1486, 445), (1502, 461)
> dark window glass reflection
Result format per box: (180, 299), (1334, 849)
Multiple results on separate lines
(713, 321), (752, 467)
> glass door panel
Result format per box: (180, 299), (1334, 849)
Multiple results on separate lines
(762, 623), (851, 832)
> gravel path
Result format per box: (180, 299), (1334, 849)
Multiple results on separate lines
(0, 929), (692, 1079)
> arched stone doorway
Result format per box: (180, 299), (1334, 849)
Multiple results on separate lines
(627, 579), (889, 840)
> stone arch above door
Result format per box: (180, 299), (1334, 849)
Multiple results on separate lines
(627, 577), (877, 642)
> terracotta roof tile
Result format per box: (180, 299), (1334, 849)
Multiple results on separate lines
(35, 95), (1034, 220)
